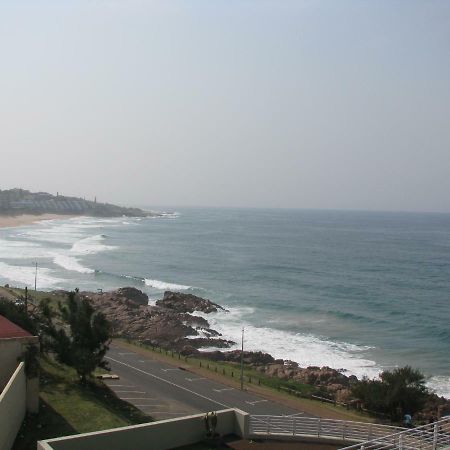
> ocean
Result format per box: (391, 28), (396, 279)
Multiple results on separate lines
(0, 208), (449, 397)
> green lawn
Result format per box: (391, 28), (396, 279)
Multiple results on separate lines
(13, 357), (151, 450)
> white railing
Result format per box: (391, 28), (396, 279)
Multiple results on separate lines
(249, 415), (403, 443)
(340, 416), (450, 450)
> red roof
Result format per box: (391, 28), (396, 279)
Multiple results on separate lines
(0, 315), (32, 339)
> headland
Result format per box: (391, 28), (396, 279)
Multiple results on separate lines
(0, 188), (153, 219)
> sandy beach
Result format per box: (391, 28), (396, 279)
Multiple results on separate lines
(0, 214), (77, 228)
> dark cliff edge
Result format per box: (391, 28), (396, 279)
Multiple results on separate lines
(0, 188), (155, 217)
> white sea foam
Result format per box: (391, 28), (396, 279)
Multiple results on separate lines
(427, 376), (450, 399)
(53, 255), (95, 274)
(0, 238), (53, 259)
(70, 234), (117, 255)
(144, 278), (191, 291)
(196, 306), (381, 380)
(194, 305), (450, 397)
(0, 261), (63, 289)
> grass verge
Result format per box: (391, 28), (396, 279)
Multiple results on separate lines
(13, 356), (152, 450)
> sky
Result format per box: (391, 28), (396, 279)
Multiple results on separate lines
(1, 0), (449, 212)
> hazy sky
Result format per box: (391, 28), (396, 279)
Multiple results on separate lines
(1, 0), (449, 212)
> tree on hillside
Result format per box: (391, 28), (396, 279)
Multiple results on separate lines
(352, 366), (428, 421)
(44, 291), (111, 383)
(380, 366), (428, 420)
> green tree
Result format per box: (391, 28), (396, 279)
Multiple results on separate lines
(46, 291), (111, 383)
(351, 366), (428, 421)
(380, 366), (428, 421)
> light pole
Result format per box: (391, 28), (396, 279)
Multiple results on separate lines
(240, 327), (245, 390)
(34, 262), (38, 291)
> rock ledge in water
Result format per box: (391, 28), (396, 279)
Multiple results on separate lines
(156, 291), (227, 314)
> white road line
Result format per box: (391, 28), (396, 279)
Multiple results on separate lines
(120, 397), (156, 400)
(213, 388), (234, 392)
(245, 399), (268, 405)
(107, 385), (136, 388)
(114, 390), (146, 394)
(150, 412), (191, 415)
(106, 356), (231, 410)
(185, 377), (206, 382)
(285, 412), (304, 417)
(134, 404), (164, 407)
(161, 368), (179, 372)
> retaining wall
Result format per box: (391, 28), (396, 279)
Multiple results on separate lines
(38, 409), (249, 450)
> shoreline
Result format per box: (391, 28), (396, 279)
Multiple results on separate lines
(0, 214), (78, 228)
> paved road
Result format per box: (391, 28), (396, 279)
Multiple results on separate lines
(106, 344), (307, 421)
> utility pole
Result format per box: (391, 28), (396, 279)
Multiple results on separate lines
(34, 262), (38, 291)
(24, 286), (28, 315)
(240, 327), (245, 390)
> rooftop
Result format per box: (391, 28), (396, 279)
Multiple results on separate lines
(0, 315), (32, 339)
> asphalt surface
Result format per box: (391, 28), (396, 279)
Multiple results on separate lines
(105, 344), (306, 421)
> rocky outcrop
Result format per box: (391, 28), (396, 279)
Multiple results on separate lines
(116, 287), (149, 306)
(77, 288), (234, 351)
(156, 291), (227, 314)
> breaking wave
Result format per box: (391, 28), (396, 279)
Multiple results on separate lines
(144, 278), (191, 290)
(0, 261), (63, 289)
(70, 234), (117, 255)
(53, 255), (95, 274)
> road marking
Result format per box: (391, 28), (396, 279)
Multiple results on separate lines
(150, 412), (191, 415)
(118, 352), (135, 355)
(134, 404), (164, 407)
(213, 388), (234, 392)
(246, 399), (268, 405)
(161, 368), (179, 372)
(185, 377), (206, 382)
(114, 390), (146, 394)
(106, 356), (231, 410)
(120, 397), (156, 400)
(285, 412), (304, 417)
(107, 384), (136, 388)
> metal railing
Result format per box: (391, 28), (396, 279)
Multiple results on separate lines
(340, 416), (450, 450)
(249, 415), (403, 443)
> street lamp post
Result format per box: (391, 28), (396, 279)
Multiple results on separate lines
(240, 327), (245, 390)
(34, 262), (38, 291)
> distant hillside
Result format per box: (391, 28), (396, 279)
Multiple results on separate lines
(0, 189), (152, 217)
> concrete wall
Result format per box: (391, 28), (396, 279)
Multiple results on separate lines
(0, 336), (39, 413)
(38, 409), (250, 450)
(0, 363), (26, 450)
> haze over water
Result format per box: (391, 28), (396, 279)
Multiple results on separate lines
(0, 208), (449, 397)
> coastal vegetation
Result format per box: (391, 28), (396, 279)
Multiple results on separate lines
(41, 290), (112, 383)
(351, 366), (429, 421)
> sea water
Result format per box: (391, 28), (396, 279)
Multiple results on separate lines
(0, 208), (449, 397)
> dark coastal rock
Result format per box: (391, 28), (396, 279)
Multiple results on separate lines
(186, 337), (235, 348)
(75, 288), (233, 352)
(201, 350), (276, 366)
(156, 291), (227, 314)
(116, 287), (149, 305)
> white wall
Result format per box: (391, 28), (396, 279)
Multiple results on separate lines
(0, 337), (39, 413)
(0, 363), (26, 450)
